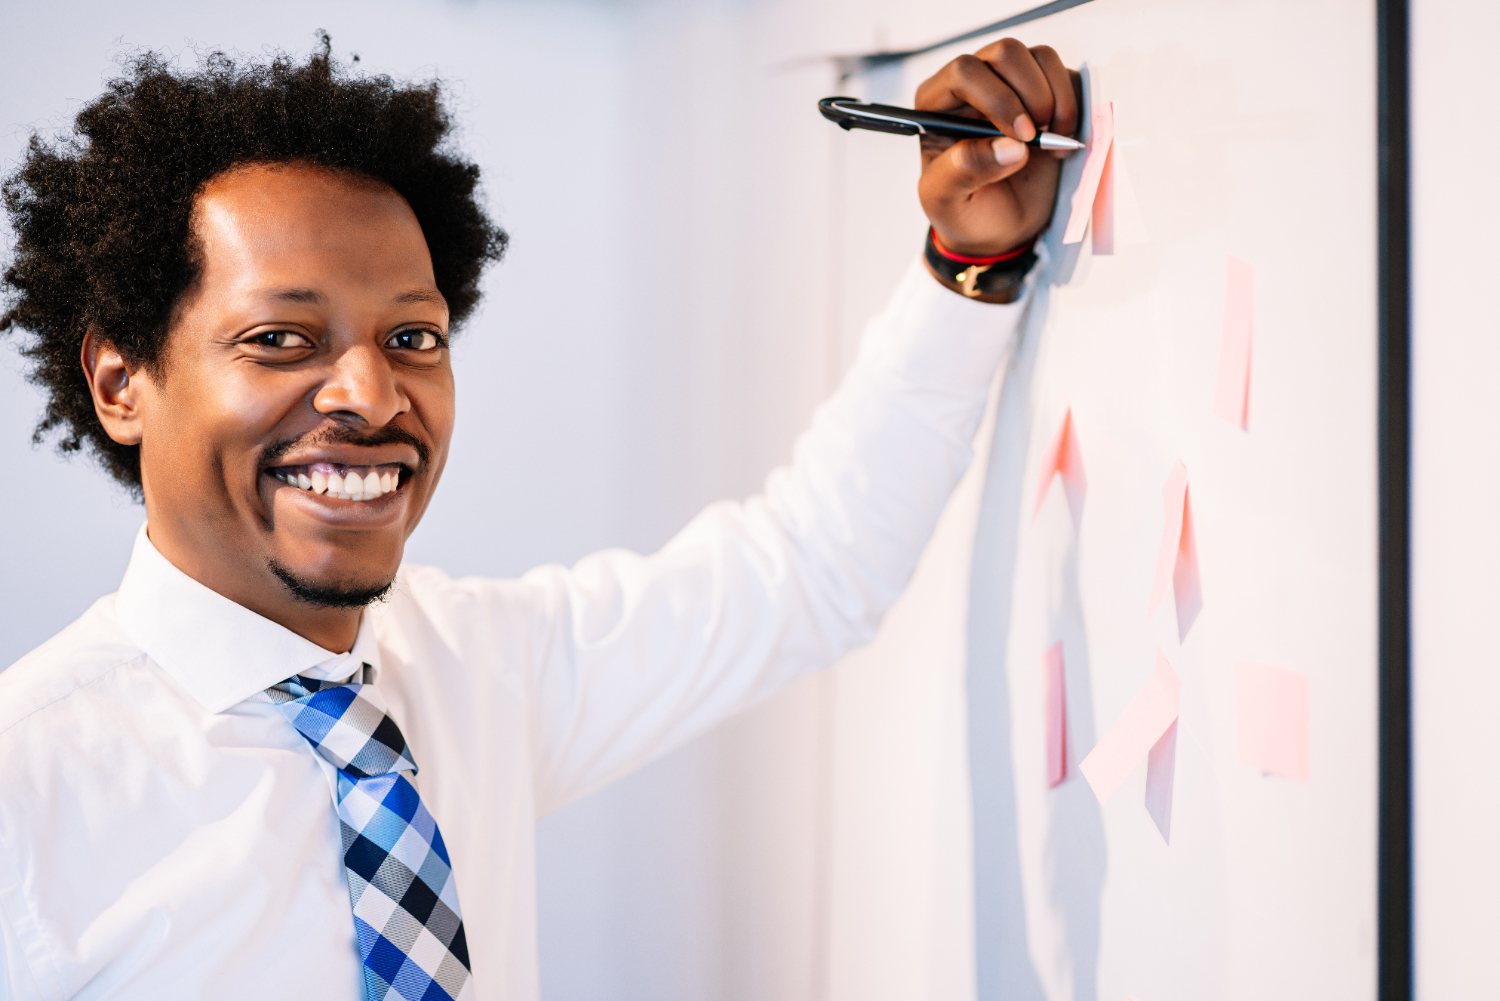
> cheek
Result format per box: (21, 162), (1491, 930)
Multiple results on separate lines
(211, 372), (309, 432)
(147, 364), (311, 485)
(413, 372), (457, 458)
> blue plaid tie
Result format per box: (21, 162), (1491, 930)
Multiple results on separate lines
(269, 670), (473, 1001)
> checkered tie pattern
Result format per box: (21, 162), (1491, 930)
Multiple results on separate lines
(269, 670), (472, 1001)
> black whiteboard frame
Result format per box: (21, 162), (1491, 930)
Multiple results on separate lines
(840, 0), (1415, 994)
(1376, 0), (1413, 998)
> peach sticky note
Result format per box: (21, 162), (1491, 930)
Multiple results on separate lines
(1044, 642), (1067, 788)
(1214, 256), (1254, 429)
(1033, 408), (1087, 524)
(1091, 142), (1115, 255)
(1235, 662), (1311, 781)
(1147, 461), (1202, 641)
(1144, 719), (1177, 842)
(1062, 100), (1115, 244)
(1079, 650), (1180, 805)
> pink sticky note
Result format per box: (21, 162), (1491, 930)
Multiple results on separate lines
(1235, 662), (1310, 782)
(1091, 142), (1115, 255)
(1044, 642), (1067, 788)
(1146, 461), (1202, 641)
(1214, 256), (1254, 429)
(1033, 408), (1087, 524)
(1145, 719), (1177, 842)
(1062, 101), (1115, 244)
(1079, 650), (1180, 804)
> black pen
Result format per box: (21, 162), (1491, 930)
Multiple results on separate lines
(819, 97), (1086, 151)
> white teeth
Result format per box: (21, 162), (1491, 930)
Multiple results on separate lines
(275, 465), (399, 501)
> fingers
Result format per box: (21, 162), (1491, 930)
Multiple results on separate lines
(921, 134), (1030, 206)
(914, 39), (1077, 143)
(915, 53), (1035, 141)
(1029, 45), (1078, 136)
(974, 38), (1055, 136)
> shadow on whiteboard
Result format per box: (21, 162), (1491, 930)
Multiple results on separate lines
(1040, 63), (1099, 290)
(968, 272), (1106, 1001)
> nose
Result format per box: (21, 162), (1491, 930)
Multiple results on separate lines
(311, 341), (408, 428)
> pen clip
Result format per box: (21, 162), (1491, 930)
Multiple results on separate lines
(818, 97), (922, 137)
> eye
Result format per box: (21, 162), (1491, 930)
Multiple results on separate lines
(385, 329), (445, 352)
(246, 330), (314, 349)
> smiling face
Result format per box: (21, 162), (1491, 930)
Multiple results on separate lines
(93, 163), (456, 648)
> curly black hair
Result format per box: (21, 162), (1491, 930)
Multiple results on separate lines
(0, 35), (507, 494)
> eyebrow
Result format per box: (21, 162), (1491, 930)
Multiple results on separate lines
(262, 287), (447, 306)
(268, 287), (326, 304)
(392, 287), (447, 306)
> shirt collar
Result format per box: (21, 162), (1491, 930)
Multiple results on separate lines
(115, 524), (383, 713)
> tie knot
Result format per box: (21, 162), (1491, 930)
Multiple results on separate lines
(268, 671), (418, 779)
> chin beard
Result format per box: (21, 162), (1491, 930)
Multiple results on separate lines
(268, 560), (395, 609)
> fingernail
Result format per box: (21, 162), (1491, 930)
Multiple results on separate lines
(1014, 114), (1037, 142)
(993, 138), (1027, 166)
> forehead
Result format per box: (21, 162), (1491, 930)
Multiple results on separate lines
(191, 164), (437, 290)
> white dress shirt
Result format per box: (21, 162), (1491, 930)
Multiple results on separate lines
(0, 260), (1029, 1000)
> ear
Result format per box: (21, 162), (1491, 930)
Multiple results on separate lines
(81, 329), (149, 447)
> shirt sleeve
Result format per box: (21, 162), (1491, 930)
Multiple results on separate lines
(526, 258), (1034, 813)
(0, 893), (47, 1001)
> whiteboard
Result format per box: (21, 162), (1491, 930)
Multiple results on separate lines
(830, 3), (1379, 998)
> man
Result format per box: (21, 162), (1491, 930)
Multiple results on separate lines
(0, 36), (1077, 1001)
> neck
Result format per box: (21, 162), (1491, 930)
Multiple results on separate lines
(145, 527), (368, 654)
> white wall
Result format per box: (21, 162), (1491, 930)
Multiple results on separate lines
(1411, 1), (1500, 996)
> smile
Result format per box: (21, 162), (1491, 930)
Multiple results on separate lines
(267, 462), (406, 502)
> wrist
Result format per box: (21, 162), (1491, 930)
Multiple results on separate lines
(929, 227), (1030, 259)
(923, 227), (1037, 303)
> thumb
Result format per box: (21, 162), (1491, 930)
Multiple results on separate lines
(923, 136), (1029, 201)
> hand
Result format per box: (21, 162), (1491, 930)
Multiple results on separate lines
(915, 40), (1080, 260)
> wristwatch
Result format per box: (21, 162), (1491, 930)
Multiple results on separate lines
(924, 227), (1038, 299)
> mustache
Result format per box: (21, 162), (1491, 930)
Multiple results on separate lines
(260, 423), (432, 472)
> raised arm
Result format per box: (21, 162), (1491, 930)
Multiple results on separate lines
(523, 42), (1078, 810)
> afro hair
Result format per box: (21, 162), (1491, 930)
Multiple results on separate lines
(1, 34), (507, 494)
